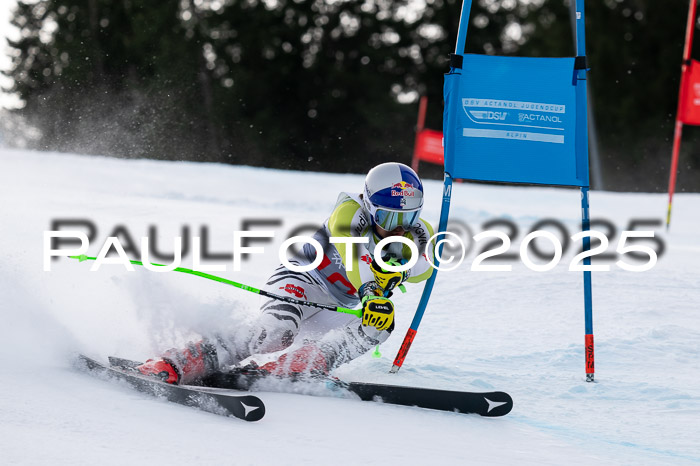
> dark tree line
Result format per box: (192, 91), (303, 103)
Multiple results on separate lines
(4, 0), (700, 191)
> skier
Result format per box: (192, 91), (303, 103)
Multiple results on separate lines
(137, 162), (436, 384)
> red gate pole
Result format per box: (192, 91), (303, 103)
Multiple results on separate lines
(667, 0), (698, 230)
(411, 96), (428, 173)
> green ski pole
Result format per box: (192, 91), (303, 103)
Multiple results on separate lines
(68, 255), (362, 318)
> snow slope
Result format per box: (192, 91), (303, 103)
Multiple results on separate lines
(1, 148), (699, 465)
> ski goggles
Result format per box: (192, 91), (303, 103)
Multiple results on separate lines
(373, 207), (422, 231)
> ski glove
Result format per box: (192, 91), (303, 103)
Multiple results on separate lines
(361, 295), (394, 332)
(370, 258), (409, 294)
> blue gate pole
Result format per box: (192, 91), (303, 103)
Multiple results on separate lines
(389, 0), (471, 374)
(575, 0), (595, 382)
(453, 0), (473, 55)
(390, 174), (454, 373)
(581, 187), (595, 382)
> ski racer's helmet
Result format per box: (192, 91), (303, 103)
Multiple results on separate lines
(363, 162), (424, 232)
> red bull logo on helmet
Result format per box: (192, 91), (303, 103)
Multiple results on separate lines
(391, 181), (415, 197)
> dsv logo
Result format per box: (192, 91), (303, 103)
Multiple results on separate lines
(469, 111), (508, 121)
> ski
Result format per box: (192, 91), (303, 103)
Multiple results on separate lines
(75, 354), (265, 422)
(204, 368), (513, 417)
(107, 356), (512, 417)
(341, 381), (512, 417)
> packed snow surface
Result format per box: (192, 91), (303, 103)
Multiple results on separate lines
(1, 148), (699, 465)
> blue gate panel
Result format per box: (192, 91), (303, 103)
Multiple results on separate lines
(443, 54), (589, 187)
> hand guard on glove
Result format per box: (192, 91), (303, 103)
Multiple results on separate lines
(361, 295), (394, 332)
(370, 258), (409, 295)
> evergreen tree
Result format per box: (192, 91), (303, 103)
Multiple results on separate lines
(5, 0), (220, 161)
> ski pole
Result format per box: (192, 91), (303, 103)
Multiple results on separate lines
(67, 255), (362, 318)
